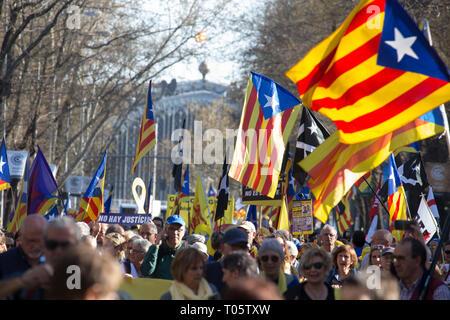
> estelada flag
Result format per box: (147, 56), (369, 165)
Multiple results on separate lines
(77, 151), (107, 223)
(0, 138), (11, 191)
(229, 72), (301, 198)
(131, 81), (156, 174)
(286, 0), (450, 144)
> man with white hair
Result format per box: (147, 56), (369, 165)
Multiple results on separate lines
(319, 224), (343, 254)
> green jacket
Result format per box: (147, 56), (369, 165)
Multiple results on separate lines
(140, 241), (184, 280)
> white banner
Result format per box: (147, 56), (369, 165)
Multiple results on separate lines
(415, 196), (438, 244)
(6, 150), (28, 179)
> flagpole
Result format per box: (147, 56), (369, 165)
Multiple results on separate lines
(152, 123), (158, 213)
(362, 176), (391, 224)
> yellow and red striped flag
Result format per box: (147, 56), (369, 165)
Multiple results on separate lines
(335, 190), (354, 236)
(131, 81), (156, 174)
(387, 154), (408, 241)
(229, 72), (300, 198)
(76, 152), (107, 223)
(286, 0), (450, 144)
(299, 107), (445, 223)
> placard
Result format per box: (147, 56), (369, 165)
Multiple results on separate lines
(97, 213), (153, 225)
(241, 176), (285, 206)
(6, 150), (28, 179)
(291, 200), (313, 235)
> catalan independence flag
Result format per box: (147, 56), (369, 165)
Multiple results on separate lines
(131, 81), (156, 174)
(27, 147), (59, 216)
(0, 138), (11, 191)
(229, 72), (301, 198)
(7, 156), (29, 232)
(387, 153), (408, 241)
(335, 189), (354, 236)
(299, 106), (445, 223)
(76, 151), (107, 223)
(286, 0), (450, 144)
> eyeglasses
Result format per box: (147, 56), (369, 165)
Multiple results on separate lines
(260, 255), (280, 263)
(45, 239), (72, 250)
(303, 262), (324, 270)
(131, 248), (145, 254)
(141, 232), (155, 237)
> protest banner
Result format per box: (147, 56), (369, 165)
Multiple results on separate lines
(291, 200), (313, 235)
(241, 176), (284, 206)
(97, 213), (153, 225)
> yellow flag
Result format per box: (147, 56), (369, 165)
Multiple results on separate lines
(277, 196), (289, 231)
(191, 173), (211, 233)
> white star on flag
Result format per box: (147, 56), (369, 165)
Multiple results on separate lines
(385, 28), (418, 63)
(263, 93), (279, 112)
(308, 122), (320, 136)
(0, 157), (5, 174)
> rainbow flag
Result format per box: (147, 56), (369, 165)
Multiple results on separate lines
(286, 0), (449, 144)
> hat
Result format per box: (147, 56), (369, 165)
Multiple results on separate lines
(381, 247), (394, 256)
(166, 214), (185, 226)
(186, 234), (206, 245)
(223, 228), (248, 245)
(293, 238), (302, 250)
(238, 221), (256, 234)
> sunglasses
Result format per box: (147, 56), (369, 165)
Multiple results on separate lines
(45, 239), (72, 250)
(260, 255), (280, 263)
(444, 250), (450, 254)
(303, 262), (324, 270)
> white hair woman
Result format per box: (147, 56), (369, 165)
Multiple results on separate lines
(258, 238), (299, 296)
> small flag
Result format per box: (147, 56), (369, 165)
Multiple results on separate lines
(0, 138), (11, 191)
(104, 186), (114, 214)
(191, 173), (211, 233)
(293, 107), (329, 186)
(415, 195), (437, 244)
(246, 205), (258, 231)
(7, 156), (29, 232)
(426, 186), (439, 220)
(387, 154), (408, 241)
(195, 30), (207, 43)
(208, 185), (216, 197)
(27, 146), (59, 216)
(131, 81), (156, 174)
(215, 159), (230, 222)
(172, 119), (185, 191)
(76, 151), (107, 223)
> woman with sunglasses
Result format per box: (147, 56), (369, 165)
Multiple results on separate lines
(285, 248), (334, 300)
(258, 238), (299, 296)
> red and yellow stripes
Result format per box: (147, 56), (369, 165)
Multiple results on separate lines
(229, 77), (300, 198)
(131, 82), (156, 174)
(286, 0), (450, 144)
(299, 116), (444, 223)
(76, 196), (102, 223)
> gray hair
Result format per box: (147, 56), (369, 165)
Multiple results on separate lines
(320, 224), (337, 236)
(285, 240), (298, 257)
(186, 234), (206, 245)
(76, 222), (90, 237)
(44, 216), (81, 242)
(141, 222), (158, 234)
(259, 238), (284, 260)
(132, 238), (151, 253)
(221, 251), (259, 278)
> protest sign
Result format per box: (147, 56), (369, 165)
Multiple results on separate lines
(97, 213), (153, 225)
(291, 200), (313, 235)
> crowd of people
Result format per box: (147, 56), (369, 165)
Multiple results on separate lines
(0, 213), (449, 300)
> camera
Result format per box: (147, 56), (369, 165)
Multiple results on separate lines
(391, 220), (414, 230)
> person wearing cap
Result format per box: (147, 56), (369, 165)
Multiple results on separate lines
(205, 227), (250, 295)
(237, 221), (258, 258)
(380, 246), (397, 278)
(140, 214), (186, 280)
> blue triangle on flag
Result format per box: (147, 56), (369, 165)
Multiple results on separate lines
(377, 0), (449, 82)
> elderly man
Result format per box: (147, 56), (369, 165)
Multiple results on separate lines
(237, 221), (258, 258)
(140, 214), (186, 280)
(394, 237), (450, 300)
(319, 224), (343, 254)
(0, 215), (80, 299)
(139, 222), (158, 244)
(359, 229), (395, 270)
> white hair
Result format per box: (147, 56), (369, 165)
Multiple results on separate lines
(44, 216), (81, 242)
(132, 238), (151, 253)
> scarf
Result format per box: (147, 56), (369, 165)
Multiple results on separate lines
(169, 278), (213, 300)
(263, 269), (287, 294)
